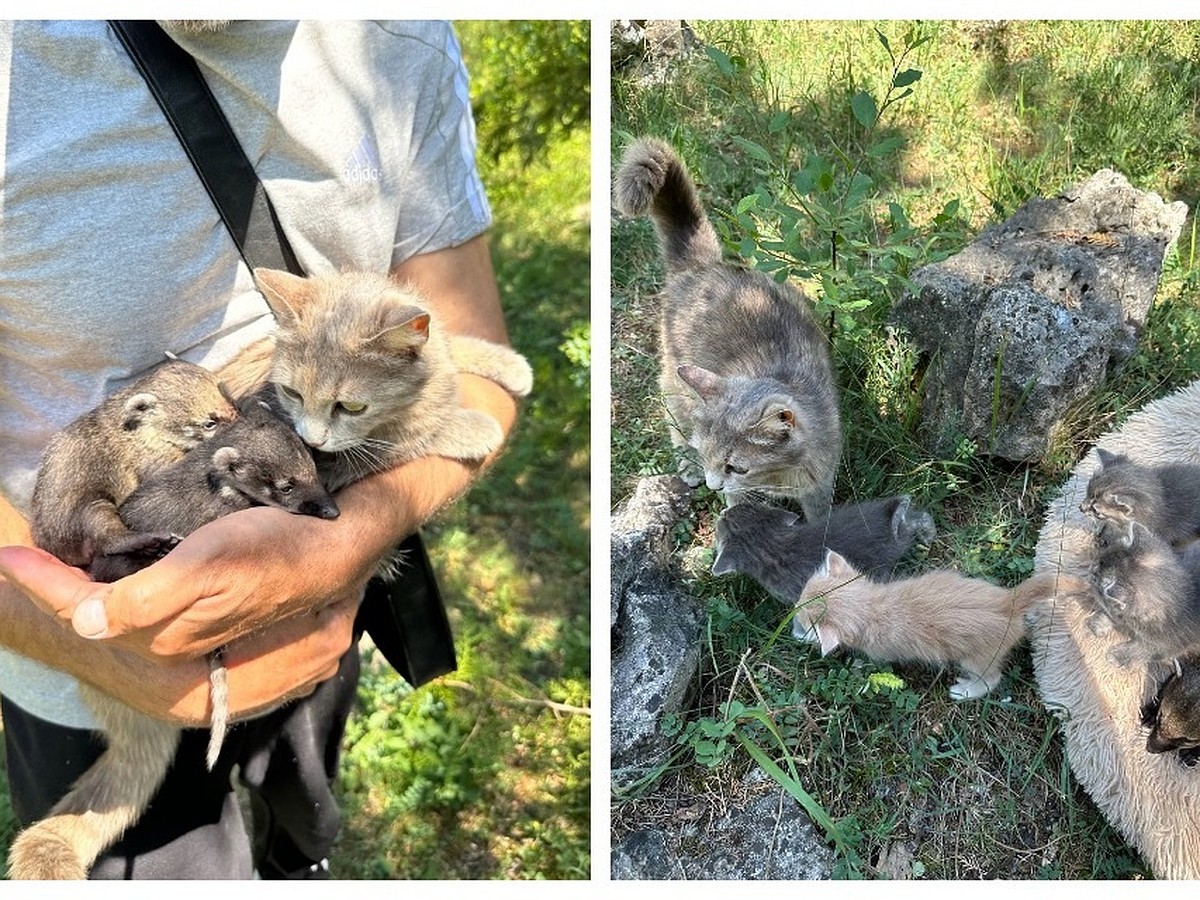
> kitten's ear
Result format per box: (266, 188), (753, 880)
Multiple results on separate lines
(823, 548), (854, 579)
(365, 306), (432, 354)
(253, 268), (310, 325)
(711, 547), (737, 576)
(677, 364), (723, 401)
(815, 623), (841, 657)
(1096, 447), (1118, 470)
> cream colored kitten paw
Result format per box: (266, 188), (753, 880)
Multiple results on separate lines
(949, 676), (994, 701)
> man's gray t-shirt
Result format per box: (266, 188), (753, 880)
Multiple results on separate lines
(0, 20), (492, 728)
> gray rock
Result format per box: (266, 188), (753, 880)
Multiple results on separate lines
(610, 476), (704, 792)
(892, 168), (1188, 461)
(611, 770), (835, 879)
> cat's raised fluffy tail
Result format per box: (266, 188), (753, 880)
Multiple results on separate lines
(613, 137), (722, 272)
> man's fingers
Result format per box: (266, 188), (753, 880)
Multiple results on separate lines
(0, 545), (100, 623)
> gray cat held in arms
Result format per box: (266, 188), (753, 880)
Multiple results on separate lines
(711, 495), (935, 604)
(614, 137), (841, 520)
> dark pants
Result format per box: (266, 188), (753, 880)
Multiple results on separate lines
(1, 645), (360, 879)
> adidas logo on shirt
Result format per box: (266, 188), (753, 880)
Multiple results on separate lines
(343, 133), (382, 184)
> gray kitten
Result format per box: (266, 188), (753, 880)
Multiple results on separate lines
(1081, 448), (1200, 545)
(711, 496), (935, 604)
(1091, 519), (1200, 667)
(613, 137), (841, 520)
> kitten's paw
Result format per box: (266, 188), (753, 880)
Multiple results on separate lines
(676, 457), (703, 489)
(1085, 610), (1114, 637)
(1108, 643), (1138, 667)
(949, 675), (994, 701)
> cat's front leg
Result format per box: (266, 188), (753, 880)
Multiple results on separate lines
(429, 409), (505, 461)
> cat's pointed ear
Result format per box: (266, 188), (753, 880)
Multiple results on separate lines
(711, 546), (736, 576)
(254, 268), (310, 325)
(823, 548), (854, 579)
(816, 623), (841, 657)
(365, 306), (431, 354)
(677, 364), (722, 401)
(762, 401), (798, 434)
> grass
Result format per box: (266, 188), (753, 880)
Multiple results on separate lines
(0, 21), (591, 881)
(611, 20), (1200, 879)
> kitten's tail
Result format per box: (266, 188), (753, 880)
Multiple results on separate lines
(613, 137), (722, 272)
(1010, 571), (1093, 614)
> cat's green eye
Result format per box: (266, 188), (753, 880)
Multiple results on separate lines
(338, 400), (368, 415)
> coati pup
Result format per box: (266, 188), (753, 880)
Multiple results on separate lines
(793, 549), (1091, 700)
(90, 394), (340, 581)
(1081, 448), (1200, 545)
(711, 496), (935, 603)
(613, 137), (841, 519)
(30, 359), (237, 567)
(1142, 654), (1200, 763)
(1090, 519), (1200, 668)
(8, 396), (340, 881)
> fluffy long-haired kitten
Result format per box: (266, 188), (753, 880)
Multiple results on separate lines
(794, 549), (1089, 700)
(1090, 519), (1200, 667)
(711, 495), (935, 604)
(613, 137), (841, 520)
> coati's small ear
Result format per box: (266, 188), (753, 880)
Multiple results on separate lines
(253, 268), (309, 325)
(816, 623), (841, 657)
(212, 445), (243, 476)
(365, 306), (431, 354)
(677, 364), (723, 401)
(121, 392), (159, 430)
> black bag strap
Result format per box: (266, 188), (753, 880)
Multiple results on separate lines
(108, 20), (301, 276)
(109, 20), (456, 687)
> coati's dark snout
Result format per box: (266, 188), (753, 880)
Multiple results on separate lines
(298, 494), (340, 520)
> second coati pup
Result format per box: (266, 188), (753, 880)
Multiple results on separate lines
(8, 395), (340, 881)
(30, 359), (237, 567)
(711, 496), (935, 603)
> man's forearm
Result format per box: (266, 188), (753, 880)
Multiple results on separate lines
(331, 371), (519, 572)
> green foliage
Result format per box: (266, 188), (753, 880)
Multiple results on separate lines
(457, 21), (589, 164)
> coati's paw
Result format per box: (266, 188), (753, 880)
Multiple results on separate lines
(949, 675), (995, 701)
(99, 530), (180, 559)
(7, 827), (88, 880)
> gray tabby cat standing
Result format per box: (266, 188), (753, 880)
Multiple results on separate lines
(614, 137), (841, 520)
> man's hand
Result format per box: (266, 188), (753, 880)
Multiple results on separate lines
(0, 503), (376, 661)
